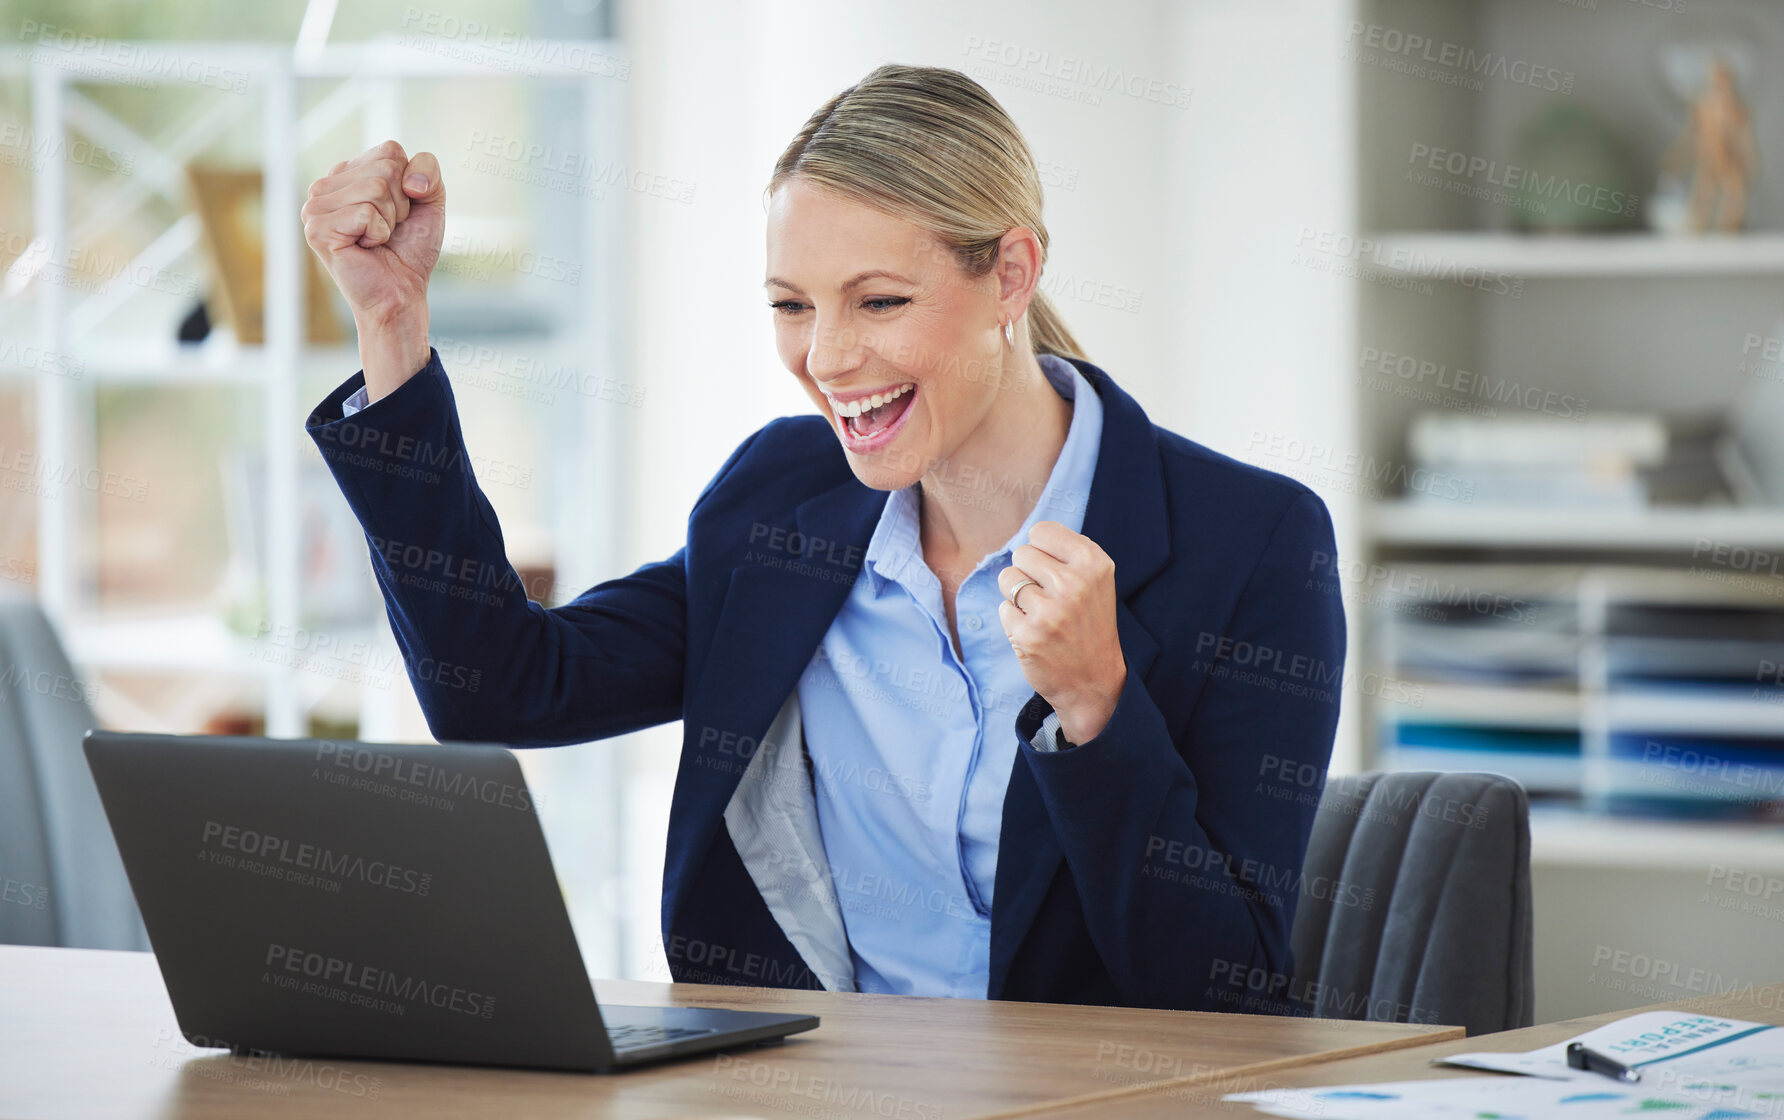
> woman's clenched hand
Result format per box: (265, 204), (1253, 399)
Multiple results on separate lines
(301, 140), (444, 398)
(996, 520), (1127, 745)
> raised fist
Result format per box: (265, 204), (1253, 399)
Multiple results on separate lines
(301, 140), (444, 328)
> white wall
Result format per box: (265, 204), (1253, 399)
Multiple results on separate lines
(611, 0), (1353, 978)
(1166, 0), (1361, 769)
(621, 0), (1194, 541)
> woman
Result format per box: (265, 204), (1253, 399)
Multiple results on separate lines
(301, 64), (1345, 1012)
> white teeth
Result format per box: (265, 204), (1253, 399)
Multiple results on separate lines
(831, 383), (913, 418)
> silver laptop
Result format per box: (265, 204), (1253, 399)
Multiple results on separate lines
(83, 730), (817, 1072)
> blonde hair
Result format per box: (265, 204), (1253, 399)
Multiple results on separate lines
(766, 63), (1087, 362)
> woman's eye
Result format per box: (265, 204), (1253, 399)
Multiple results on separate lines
(768, 297), (908, 314)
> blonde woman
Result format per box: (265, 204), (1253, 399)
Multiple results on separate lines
(302, 64), (1345, 1012)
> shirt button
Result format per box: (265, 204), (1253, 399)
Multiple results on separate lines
(965, 615), (983, 631)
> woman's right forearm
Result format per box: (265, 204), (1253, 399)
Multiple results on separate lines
(355, 305), (432, 403)
(307, 356), (689, 746)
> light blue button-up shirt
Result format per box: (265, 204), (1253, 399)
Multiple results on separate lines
(796, 353), (1103, 997)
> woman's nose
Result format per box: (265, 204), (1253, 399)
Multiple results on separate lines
(805, 318), (864, 381)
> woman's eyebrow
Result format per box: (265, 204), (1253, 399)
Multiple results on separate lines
(763, 269), (916, 293)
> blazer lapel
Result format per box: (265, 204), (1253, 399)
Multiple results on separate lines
(988, 358), (1172, 997)
(663, 477), (887, 916)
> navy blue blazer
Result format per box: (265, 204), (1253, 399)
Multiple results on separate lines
(305, 350), (1346, 1013)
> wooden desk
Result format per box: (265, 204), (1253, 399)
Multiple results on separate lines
(0, 946), (1458, 1119)
(1011, 983), (1784, 1118)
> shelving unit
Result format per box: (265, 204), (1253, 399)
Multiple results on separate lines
(1350, 0), (1784, 1019)
(1373, 564), (1784, 806)
(8, 29), (639, 977)
(12, 38), (629, 739)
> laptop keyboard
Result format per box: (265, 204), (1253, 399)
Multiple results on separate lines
(606, 1022), (716, 1051)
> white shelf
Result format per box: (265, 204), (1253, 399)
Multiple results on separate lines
(1363, 232), (1784, 278)
(65, 609), (387, 677)
(1603, 690), (1784, 738)
(1385, 682), (1581, 728)
(1370, 502), (1784, 551)
(13, 330), (585, 384)
(1530, 809), (1784, 870)
(66, 610), (261, 674)
(60, 339), (366, 384)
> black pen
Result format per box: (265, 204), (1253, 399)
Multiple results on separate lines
(1566, 1042), (1642, 1083)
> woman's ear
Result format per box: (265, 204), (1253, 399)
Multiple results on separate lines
(994, 226), (1044, 325)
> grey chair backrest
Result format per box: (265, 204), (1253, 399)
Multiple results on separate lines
(1289, 770), (1533, 1036)
(0, 594), (148, 950)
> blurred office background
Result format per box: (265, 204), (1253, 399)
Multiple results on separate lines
(4, 0), (1783, 1021)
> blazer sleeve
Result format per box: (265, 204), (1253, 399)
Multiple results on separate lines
(1015, 489), (1345, 1013)
(305, 349), (754, 748)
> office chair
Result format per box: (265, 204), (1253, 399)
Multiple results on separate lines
(1288, 770), (1533, 1036)
(0, 593), (148, 950)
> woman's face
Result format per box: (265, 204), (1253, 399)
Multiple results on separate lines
(765, 179), (1019, 491)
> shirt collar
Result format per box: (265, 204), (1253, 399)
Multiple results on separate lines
(863, 353), (1104, 595)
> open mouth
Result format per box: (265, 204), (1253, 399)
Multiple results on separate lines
(832, 383), (916, 453)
